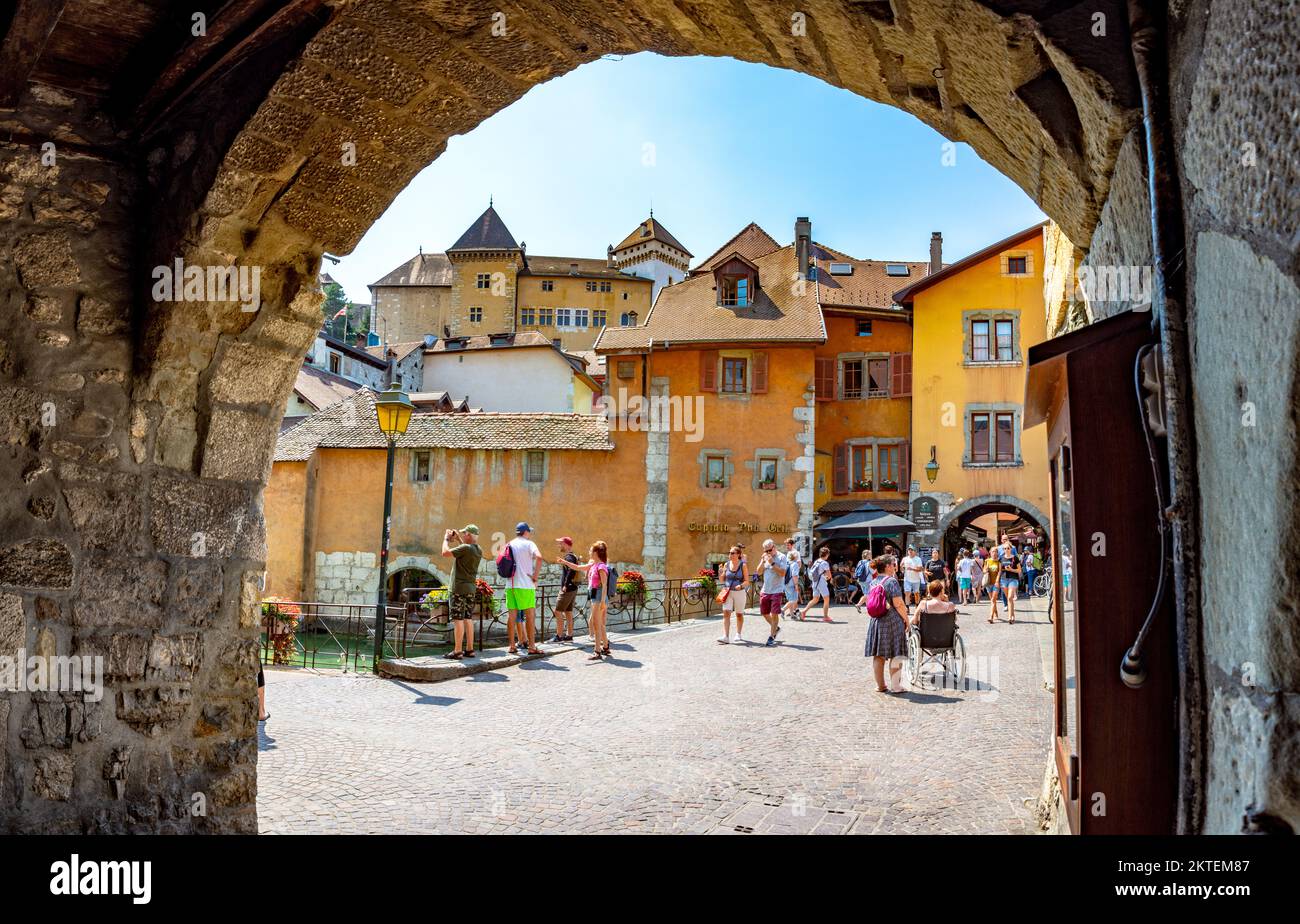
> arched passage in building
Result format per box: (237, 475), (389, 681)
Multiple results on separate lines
(2, 0), (1296, 835)
(937, 495), (1052, 562)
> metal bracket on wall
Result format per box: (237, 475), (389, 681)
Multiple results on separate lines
(1140, 346), (1167, 438)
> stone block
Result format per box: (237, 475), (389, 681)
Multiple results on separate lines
(72, 554), (165, 628)
(150, 474), (264, 561)
(0, 538), (73, 589)
(0, 593), (25, 655)
(33, 753), (75, 801)
(74, 632), (148, 682)
(21, 695), (102, 748)
(167, 560), (224, 628)
(116, 685), (193, 736)
(146, 634), (202, 683)
(13, 231), (80, 286)
(199, 408), (279, 482)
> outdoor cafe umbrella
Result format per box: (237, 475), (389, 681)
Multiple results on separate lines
(816, 508), (918, 559)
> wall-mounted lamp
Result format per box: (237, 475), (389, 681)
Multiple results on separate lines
(925, 445), (940, 484)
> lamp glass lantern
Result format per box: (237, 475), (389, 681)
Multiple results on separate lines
(374, 385), (414, 438)
(924, 445), (940, 484)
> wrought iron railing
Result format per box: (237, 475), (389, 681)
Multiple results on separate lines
(260, 577), (810, 668)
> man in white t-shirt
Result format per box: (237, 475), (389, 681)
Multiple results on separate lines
(900, 546), (925, 609)
(506, 522), (542, 654)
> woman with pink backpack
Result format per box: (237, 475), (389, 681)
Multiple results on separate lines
(863, 555), (909, 694)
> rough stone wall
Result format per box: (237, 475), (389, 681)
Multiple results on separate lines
(0, 0), (1158, 833)
(1, 92), (260, 832)
(1170, 0), (1300, 834)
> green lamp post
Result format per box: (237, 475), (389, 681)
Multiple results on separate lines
(372, 384), (414, 674)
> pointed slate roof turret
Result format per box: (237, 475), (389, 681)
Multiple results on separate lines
(447, 204), (521, 253)
(613, 214), (692, 258)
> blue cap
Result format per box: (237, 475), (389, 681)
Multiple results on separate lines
(516, 522), (531, 534)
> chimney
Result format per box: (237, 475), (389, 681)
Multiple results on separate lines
(606, 244), (615, 269)
(930, 232), (943, 274)
(795, 216), (812, 278)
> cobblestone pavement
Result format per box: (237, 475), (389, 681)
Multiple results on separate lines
(257, 596), (1053, 834)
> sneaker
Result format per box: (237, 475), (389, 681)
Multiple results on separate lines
(765, 636), (777, 647)
(716, 635), (730, 644)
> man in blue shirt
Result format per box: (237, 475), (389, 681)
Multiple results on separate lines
(755, 538), (789, 647)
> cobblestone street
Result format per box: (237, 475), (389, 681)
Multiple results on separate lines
(258, 597), (1053, 834)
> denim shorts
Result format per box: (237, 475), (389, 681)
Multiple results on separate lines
(904, 579), (924, 594)
(1000, 577), (1020, 592)
(784, 584), (799, 603)
(589, 584), (606, 604)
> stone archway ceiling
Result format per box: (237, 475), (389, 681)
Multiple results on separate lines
(3, 0), (1142, 483)
(8, 0), (1138, 249)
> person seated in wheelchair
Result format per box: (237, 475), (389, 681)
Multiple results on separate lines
(911, 580), (958, 648)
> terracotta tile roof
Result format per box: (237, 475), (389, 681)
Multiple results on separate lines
(447, 205), (520, 252)
(424, 330), (553, 353)
(595, 241), (826, 350)
(364, 340), (425, 362)
(691, 222), (781, 274)
(521, 254), (650, 282)
(369, 252), (454, 287)
(275, 390), (613, 462)
(293, 365), (362, 411)
(613, 216), (692, 257)
(812, 247), (931, 310)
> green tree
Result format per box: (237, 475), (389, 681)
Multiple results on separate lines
(322, 282), (348, 336)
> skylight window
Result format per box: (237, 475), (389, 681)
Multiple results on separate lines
(829, 262), (853, 276)
(885, 263), (910, 276)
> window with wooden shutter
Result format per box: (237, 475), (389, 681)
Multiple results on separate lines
(890, 352), (912, 397)
(700, 351), (717, 392)
(900, 442), (909, 491)
(752, 351), (768, 394)
(832, 443), (849, 495)
(815, 356), (835, 401)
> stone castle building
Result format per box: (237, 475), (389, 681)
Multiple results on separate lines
(369, 204), (689, 351)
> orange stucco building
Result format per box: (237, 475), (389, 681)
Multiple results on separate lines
(266, 218), (1071, 601)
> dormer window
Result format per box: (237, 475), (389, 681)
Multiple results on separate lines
(885, 263), (910, 276)
(712, 253), (760, 308)
(721, 275), (749, 307)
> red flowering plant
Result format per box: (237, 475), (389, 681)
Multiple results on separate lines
(260, 597), (301, 665)
(684, 568), (718, 596)
(616, 569), (648, 602)
(475, 579), (499, 615)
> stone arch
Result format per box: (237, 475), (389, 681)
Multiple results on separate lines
(12, 0), (1295, 835)
(936, 494), (1053, 543)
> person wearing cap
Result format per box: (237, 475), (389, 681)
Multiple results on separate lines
(506, 522), (543, 655)
(441, 525), (482, 659)
(900, 545), (925, 612)
(553, 536), (579, 643)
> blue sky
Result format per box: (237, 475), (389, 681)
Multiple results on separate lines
(327, 52), (1044, 302)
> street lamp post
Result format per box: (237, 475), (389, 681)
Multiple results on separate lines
(372, 384), (414, 674)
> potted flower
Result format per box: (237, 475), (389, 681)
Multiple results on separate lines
(260, 597), (301, 665)
(683, 568), (718, 603)
(616, 569), (648, 604)
(475, 579), (498, 617)
(856, 479), (873, 491)
(419, 587), (450, 623)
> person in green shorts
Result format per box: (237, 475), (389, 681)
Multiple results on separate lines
(441, 524), (482, 659)
(506, 522), (542, 654)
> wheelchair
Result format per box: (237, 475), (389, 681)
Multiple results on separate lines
(905, 609), (966, 688)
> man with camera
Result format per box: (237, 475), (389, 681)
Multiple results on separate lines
(441, 524), (483, 659)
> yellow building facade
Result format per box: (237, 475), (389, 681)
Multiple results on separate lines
(897, 223), (1055, 554)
